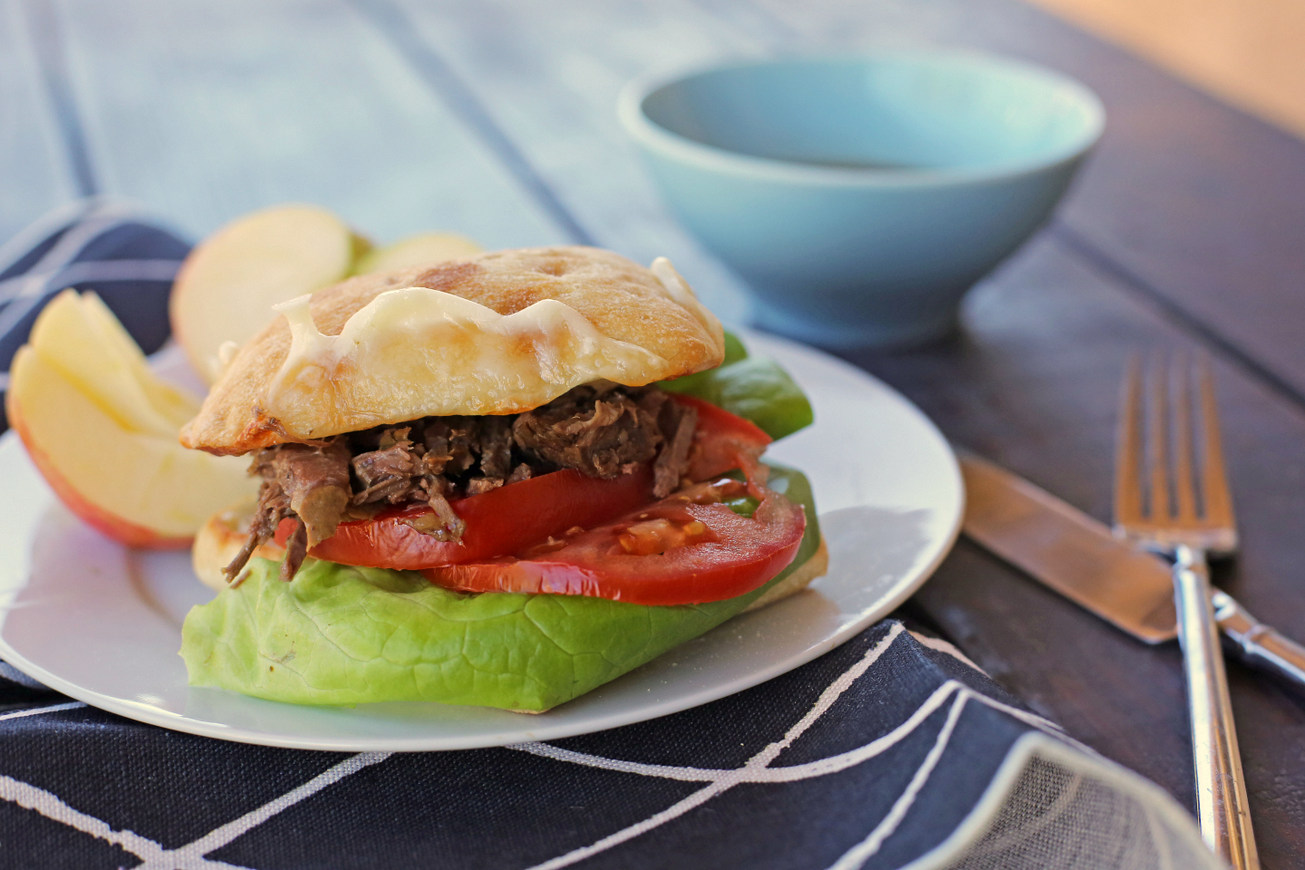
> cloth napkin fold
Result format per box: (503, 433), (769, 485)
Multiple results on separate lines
(0, 204), (1216, 870)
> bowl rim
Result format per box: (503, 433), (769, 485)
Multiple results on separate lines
(617, 48), (1107, 188)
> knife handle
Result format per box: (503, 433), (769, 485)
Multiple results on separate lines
(1213, 590), (1305, 689)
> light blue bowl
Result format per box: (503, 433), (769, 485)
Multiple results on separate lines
(619, 51), (1105, 348)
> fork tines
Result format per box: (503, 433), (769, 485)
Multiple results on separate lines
(1114, 353), (1237, 553)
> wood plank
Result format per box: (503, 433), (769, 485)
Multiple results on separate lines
(720, 0), (1305, 408)
(0, 0), (78, 242)
(50, 0), (563, 247)
(357, 0), (765, 325)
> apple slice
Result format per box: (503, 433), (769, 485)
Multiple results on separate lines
(169, 204), (370, 383)
(76, 291), (199, 426)
(7, 346), (256, 548)
(29, 290), (194, 436)
(353, 231), (482, 274)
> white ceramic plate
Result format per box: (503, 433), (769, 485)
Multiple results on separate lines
(0, 332), (961, 751)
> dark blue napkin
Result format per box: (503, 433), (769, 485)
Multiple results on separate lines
(0, 205), (1213, 869)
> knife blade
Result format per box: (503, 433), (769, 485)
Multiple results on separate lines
(960, 454), (1305, 687)
(961, 453), (1176, 643)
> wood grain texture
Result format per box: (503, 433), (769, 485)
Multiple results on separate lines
(361, 0), (758, 323)
(48, 0), (564, 246)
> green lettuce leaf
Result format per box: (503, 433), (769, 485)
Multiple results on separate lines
(659, 332), (814, 440)
(181, 465), (820, 712)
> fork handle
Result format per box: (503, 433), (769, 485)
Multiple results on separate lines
(1174, 546), (1260, 869)
(1213, 590), (1305, 689)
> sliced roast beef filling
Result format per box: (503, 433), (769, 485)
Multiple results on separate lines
(227, 442), (352, 582)
(653, 395), (698, 498)
(225, 385), (697, 582)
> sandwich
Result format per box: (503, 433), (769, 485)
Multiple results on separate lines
(178, 246), (826, 712)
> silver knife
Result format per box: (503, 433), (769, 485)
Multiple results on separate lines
(961, 453), (1305, 688)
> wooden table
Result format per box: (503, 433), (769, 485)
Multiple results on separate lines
(5, 0), (1304, 865)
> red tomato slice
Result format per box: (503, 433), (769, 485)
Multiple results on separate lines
(277, 465), (653, 570)
(671, 394), (771, 483)
(419, 480), (806, 605)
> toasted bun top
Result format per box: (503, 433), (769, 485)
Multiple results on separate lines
(181, 246), (725, 454)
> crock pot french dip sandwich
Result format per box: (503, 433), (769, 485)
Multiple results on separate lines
(179, 245), (826, 712)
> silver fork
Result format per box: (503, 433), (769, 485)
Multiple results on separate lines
(1114, 354), (1259, 870)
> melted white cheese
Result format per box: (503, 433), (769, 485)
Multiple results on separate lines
(265, 286), (670, 427)
(651, 257), (719, 337)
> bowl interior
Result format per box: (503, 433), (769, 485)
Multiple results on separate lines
(639, 54), (1103, 174)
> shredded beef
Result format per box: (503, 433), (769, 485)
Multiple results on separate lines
(226, 385), (701, 582)
(352, 441), (425, 504)
(652, 397), (697, 498)
(477, 417), (514, 480)
(281, 521), (309, 581)
(224, 483), (291, 584)
(512, 386), (662, 478)
(224, 442), (351, 583)
(422, 418), (476, 477)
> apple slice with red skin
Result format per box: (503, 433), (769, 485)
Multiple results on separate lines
(7, 346), (255, 548)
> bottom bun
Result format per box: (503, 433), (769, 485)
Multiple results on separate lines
(744, 534), (828, 612)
